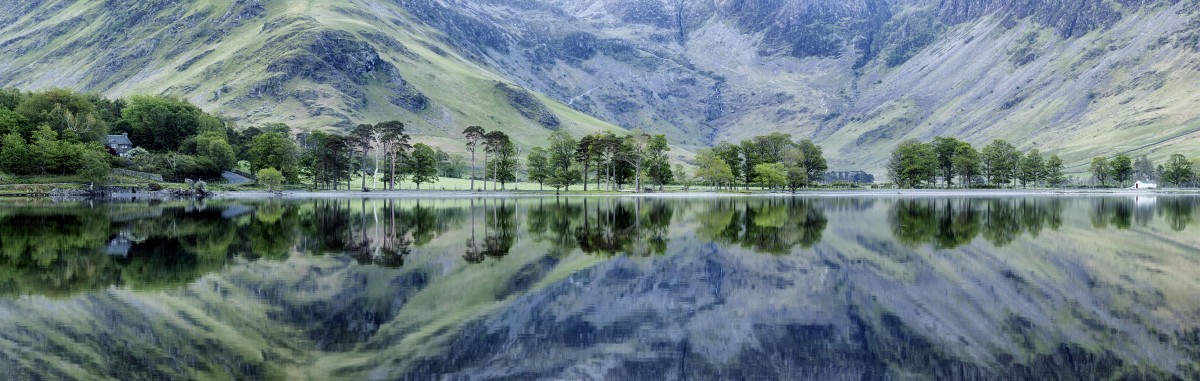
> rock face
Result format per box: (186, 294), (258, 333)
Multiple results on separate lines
(2, 0), (1200, 170)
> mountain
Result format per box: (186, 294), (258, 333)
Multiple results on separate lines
(3, 0), (1200, 173)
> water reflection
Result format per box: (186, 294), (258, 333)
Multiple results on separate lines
(1, 196), (1199, 380)
(889, 198), (1065, 248)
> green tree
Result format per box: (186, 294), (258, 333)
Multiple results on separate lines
(786, 165), (809, 194)
(932, 136), (960, 188)
(980, 140), (1019, 187)
(886, 139), (936, 188)
(1045, 154), (1066, 187)
(695, 148), (735, 189)
(486, 139), (518, 190)
(753, 163), (787, 190)
(545, 131), (580, 192)
(463, 126), (486, 190)
(79, 147), (110, 189)
(952, 142), (980, 188)
(713, 143), (743, 188)
(1162, 154), (1194, 187)
(15, 88), (107, 142)
(256, 168), (284, 191)
(409, 143), (439, 190)
(1017, 149), (1045, 188)
(0, 132), (31, 174)
(1090, 157), (1111, 186)
(1110, 155), (1133, 187)
(377, 121), (410, 190)
(120, 95), (207, 151)
(1133, 155), (1155, 182)
(350, 123), (378, 191)
(190, 131), (236, 171)
(674, 164), (692, 190)
(575, 135), (597, 191)
(795, 139), (827, 184)
(646, 134), (671, 191)
(0, 108), (31, 138)
(527, 147), (550, 191)
(249, 132), (299, 183)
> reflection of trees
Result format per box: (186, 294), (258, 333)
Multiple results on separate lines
(573, 198), (673, 257)
(305, 199), (466, 268)
(1159, 198), (1197, 231)
(1090, 198), (1134, 230)
(890, 198), (1064, 248)
(696, 199), (827, 255)
(526, 198), (581, 258)
(464, 198), (517, 263)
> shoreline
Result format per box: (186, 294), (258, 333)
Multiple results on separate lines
(207, 188), (1200, 200)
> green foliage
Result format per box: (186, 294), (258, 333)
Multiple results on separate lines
(713, 142), (743, 186)
(526, 147), (550, 188)
(695, 148), (735, 187)
(753, 162), (786, 189)
(1090, 157), (1111, 186)
(886, 139), (936, 188)
(1045, 155), (1066, 187)
(79, 147), (111, 187)
(646, 134), (672, 189)
(1110, 155), (1133, 186)
(1162, 154), (1194, 187)
(0, 132), (31, 174)
(1133, 155), (1156, 182)
(186, 131), (236, 171)
(794, 139), (827, 183)
(786, 165), (809, 193)
(256, 168), (284, 191)
(981, 140), (1020, 187)
(120, 95), (207, 151)
(932, 136), (960, 187)
(484, 131), (517, 189)
(15, 88), (107, 142)
(409, 143), (440, 190)
(952, 142), (981, 188)
(0, 108), (32, 138)
(249, 132), (299, 183)
(1018, 149), (1045, 188)
(545, 131), (580, 191)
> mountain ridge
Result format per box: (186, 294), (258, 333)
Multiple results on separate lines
(2, 0), (1199, 174)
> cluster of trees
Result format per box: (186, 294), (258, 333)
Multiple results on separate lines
(887, 137), (1066, 188)
(521, 129), (672, 193)
(0, 88), (251, 184)
(1090, 154), (1197, 187)
(691, 133), (828, 193)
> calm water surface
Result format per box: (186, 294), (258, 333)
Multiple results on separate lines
(0, 196), (1198, 380)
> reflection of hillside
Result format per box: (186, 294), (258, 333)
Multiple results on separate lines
(2, 197), (1199, 380)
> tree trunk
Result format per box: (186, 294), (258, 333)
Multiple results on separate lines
(469, 150), (476, 191)
(361, 149), (369, 191)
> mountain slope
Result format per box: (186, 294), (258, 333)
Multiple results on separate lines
(0, 0), (626, 150)
(3, 0), (1200, 173)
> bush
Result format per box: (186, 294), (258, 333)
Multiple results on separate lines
(146, 182), (163, 191)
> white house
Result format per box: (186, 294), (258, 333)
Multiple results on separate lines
(1131, 181), (1158, 190)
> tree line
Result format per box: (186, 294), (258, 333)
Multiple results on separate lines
(689, 132), (828, 193)
(887, 136), (1198, 188)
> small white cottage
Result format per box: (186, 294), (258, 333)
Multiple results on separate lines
(1131, 181), (1158, 190)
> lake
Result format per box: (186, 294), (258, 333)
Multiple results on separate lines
(0, 195), (1198, 380)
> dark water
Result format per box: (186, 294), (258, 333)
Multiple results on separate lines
(0, 196), (1198, 380)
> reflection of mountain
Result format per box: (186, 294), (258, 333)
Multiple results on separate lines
(1, 197), (1199, 380)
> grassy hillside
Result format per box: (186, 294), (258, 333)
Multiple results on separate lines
(0, 0), (627, 154)
(3, 0), (1199, 175)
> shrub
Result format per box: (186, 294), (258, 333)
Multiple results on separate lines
(146, 182), (163, 191)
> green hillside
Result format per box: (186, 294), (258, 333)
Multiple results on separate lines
(3, 0), (1200, 174)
